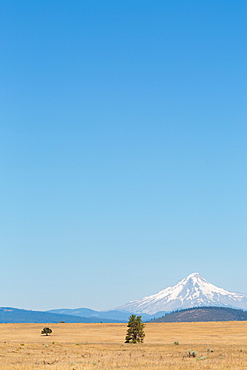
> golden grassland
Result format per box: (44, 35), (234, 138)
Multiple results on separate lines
(0, 321), (247, 369)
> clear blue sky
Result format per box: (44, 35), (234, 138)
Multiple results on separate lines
(0, 0), (246, 311)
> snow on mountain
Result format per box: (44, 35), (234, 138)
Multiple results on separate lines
(116, 273), (247, 314)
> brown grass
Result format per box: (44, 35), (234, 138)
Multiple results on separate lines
(0, 321), (247, 369)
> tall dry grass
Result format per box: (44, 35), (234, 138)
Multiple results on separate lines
(0, 322), (247, 369)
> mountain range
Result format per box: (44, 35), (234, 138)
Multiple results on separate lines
(2, 273), (247, 323)
(116, 272), (247, 314)
(46, 308), (154, 322)
(0, 307), (121, 324)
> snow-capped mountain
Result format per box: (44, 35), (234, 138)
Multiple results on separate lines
(116, 273), (247, 314)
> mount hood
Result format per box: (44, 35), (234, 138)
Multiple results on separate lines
(116, 273), (247, 314)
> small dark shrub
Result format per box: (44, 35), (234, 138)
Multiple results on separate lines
(41, 327), (52, 336)
(187, 350), (197, 357)
(207, 348), (214, 352)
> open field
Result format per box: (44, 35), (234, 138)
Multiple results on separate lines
(0, 322), (247, 369)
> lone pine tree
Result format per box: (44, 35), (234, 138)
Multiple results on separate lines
(125, 314), (145, 343)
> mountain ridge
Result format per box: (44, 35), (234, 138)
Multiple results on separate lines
(152, 306), (247, 323)
(2, 273), (247, 322)
(115, 273), (247, 314)
(0, 307), (121, 323)
(46, 308), (155, 322)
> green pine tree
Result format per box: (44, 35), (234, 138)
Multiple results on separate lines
(125, 314), (145, 343)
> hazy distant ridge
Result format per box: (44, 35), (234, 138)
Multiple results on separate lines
(46, 308), (155, 322)
(0, 307), (121, 323)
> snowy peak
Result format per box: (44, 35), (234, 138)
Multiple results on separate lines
(116, 273), (247, 314)
(185, 272), (202, 280)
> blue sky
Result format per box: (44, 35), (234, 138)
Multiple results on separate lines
(0, 0), (246, 311)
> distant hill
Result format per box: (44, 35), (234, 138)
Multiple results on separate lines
(0, 307), (121, 323)
(46, 308), (155, 322)
(152, 306), (247, 323)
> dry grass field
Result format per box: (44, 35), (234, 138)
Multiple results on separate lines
(0, 321), (247, 369)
